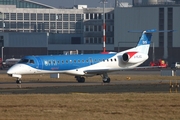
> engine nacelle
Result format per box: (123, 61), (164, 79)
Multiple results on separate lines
(122, 52), (148, 63)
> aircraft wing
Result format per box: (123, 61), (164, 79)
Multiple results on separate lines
(134, 66), (163, 69)
(84, 69), (110, 74)
(84, 66), (162, 74)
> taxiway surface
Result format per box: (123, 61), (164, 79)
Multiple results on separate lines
(0, 69), (174, 94)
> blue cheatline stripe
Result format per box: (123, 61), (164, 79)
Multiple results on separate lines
(22, 53), (116, 71)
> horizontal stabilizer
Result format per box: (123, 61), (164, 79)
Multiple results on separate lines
(128, 29), (175, 33)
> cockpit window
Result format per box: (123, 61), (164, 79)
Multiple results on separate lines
(18, 59), (29, 63)
(18, 59), (34, 64)
(29, 60), (34, 64)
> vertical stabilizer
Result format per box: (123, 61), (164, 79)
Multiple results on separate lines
(135, 29), (156, 54)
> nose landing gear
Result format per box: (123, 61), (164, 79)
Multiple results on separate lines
(16, 78), (22, 84)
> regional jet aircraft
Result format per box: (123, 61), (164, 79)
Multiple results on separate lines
(7, 29), (163, 84)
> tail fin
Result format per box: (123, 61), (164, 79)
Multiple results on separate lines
(135, 29), (156, 54)
(128, 29), (174, 54)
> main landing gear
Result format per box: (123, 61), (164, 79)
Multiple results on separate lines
(16, 78), (22, 84)
(75, 76), (85, 83)
(75, 73), (111, 83)
(102, 73), (111, 83)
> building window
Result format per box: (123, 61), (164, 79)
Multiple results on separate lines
(98, 13), (102, 19)
(11, 13), (16, 20)
(4, 22), (9, 28)
(57, 22), (62, 29)
(76, 22), (81, 29)
(90, 38), (93, 43)
(98, 37), (102, 43)
(159, 32), (164, 47)
(50, 14), (56, 21)
(17, 13), (23, 20)
(76, 14), (81, 21)
(63, 22), (68, 29)
(70, 14), (75, 21)
(24, 22), (29, 29)
(108, 13), (111, 19)
(70, 22), (75, 29)
(44, 14), (49, 21)
(85, 37), (89, 44)
(94, 25), (97, 31)
(50, 22), (56, 29)
(37, 14), (43, 20)
(10, 22), (16, 28)
(94, 13), (97, 19)
(57, 14), (62, 21)
(24, 13), (29, 20)
(90, 25), (93, 31)
(98, 25), (102, 31)
(90, 13), (93, 19)
(85, 25), (89, 31)
(4, 13), (9, 20)
(86, 13), (89, 19)
(44, 22), (49, 29)
(107, 25), (111, 31)
(94, 37), (97, 43)
(17, 22), (23, 28)
(31, 22), (36, 29)
(31, 13), (36, 20)
(63, 14), (68, 21)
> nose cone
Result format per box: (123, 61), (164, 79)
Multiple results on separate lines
(7, 64), (21, 75)
(7, 63), (37, 76)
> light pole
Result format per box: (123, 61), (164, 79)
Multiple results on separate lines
(1, 46), (4, 61)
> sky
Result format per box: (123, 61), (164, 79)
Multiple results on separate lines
(33, 0), (132, 8)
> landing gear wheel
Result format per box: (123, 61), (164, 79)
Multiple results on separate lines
(103, 77), (111, 83)
(75, 76), (85, 83)
(102, 73), (111, 83)
(16, 79), (22, 84)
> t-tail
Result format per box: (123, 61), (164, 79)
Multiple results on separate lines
(134, 29), (156, 55)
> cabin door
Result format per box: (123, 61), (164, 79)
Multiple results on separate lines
(89, 57), (93, 65)
(36, 57), (43, 69)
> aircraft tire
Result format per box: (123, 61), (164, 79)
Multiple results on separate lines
(103, 77), (110, 83)
(16, 80), (22, 84)
(77, 77), (85, 83)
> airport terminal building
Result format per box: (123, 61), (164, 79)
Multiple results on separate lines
(0, 0), (180, 64)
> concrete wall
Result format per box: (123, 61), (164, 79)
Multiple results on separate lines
(7, 32), (48, 47)
(114, 7), (159, 48)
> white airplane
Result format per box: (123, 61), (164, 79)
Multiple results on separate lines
(7, 29), (160, 84)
